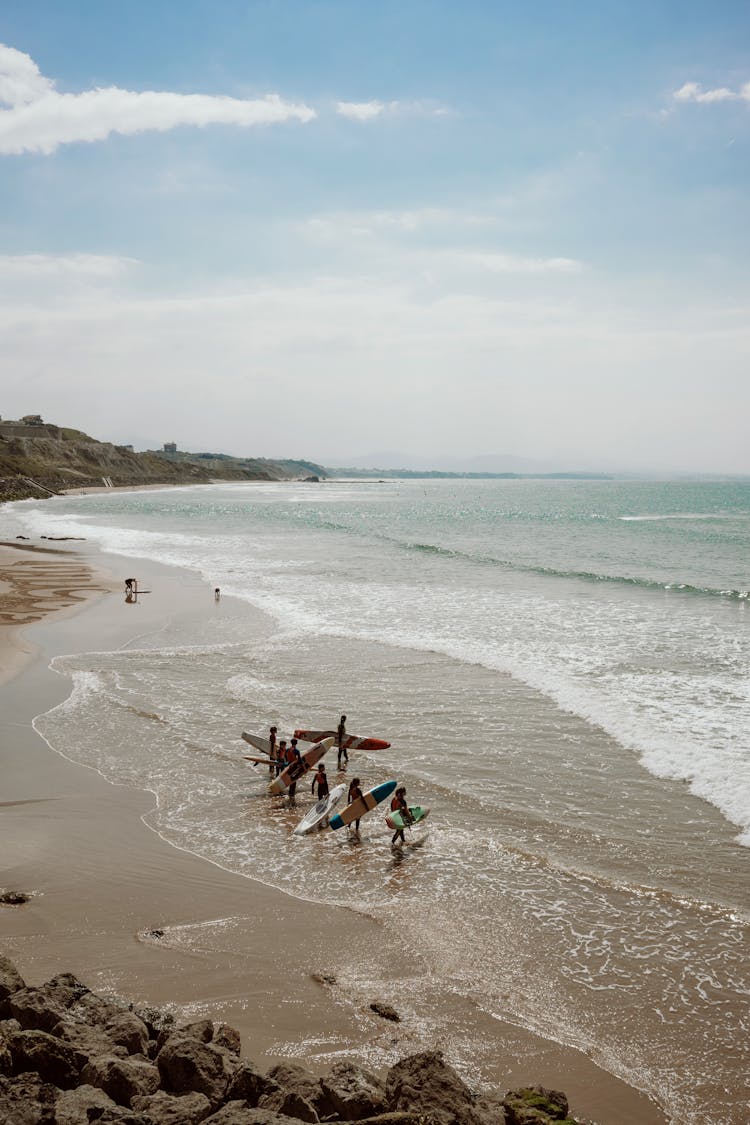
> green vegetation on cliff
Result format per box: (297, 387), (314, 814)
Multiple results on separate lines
(0, 420), (327, 503)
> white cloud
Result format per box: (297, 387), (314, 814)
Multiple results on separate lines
(300, 205), (584, 280)
(0, 253), (137, 279)
(304, 206), (497, 242)
(335, 98), (450, 121)
(673, 80), (749, 104)
(0, 44), (54, 105)
(459, 250), (583, 275)
(0, 43), (316, 155)
(335, 100), (386, 120)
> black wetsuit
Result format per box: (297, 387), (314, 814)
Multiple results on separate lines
(312, 770), (329, 799)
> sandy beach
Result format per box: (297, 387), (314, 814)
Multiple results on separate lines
(0, 538), (666, 1123)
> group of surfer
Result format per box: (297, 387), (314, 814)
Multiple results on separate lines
(267, 714), (349, 780)
(266, 716), (415, 845)
(309, 763), (411, 843)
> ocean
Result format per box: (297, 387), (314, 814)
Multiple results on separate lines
(4, 478), (750, 1123)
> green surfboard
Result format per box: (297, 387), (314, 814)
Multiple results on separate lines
(385, 806), (429, 831)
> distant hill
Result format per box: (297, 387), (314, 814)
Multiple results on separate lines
(323, 465), (612, 481)
(0, 418), (327, 502)
(322, 450), (575, 474)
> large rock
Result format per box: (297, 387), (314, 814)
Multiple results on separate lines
(178, 1020), (215, 1044)
(321, 1061), (386, 1121)
(0, 1072), (58, 1125)
(38, 972), (89, 1007)
(0, 1027), (12, 1076)
(53, 1019), (130, 1070)
(502, 1086), (572, 1124)
(70, 993), (150, 1055)
(0, 956), (25, 1017)
(7, 1028), (80, 1088)
(103, 1010), (151, 1056)
(257, 1086), (319, 1122)
(385, 1050), (484, 1125)
(53, 1083), (120, 1125)
(131, 1004), (175, 1044)
(347, 1115), (430, 1125)
(157, 1019), (214, 1054)
(214, 1024), (242, 1056)
(225, 1059), (277, 1105)
(8, 973), (89, 1034)
(131, 1089), (212, 1124)
(81, 1053), (161, 1106)
(157, 1035), (232, 1106)
(266, 1063), (324, 1114)
(89, 1109), (151, 1123)
(203, 1107), (306, 1125)
(8, 987), (68, 1034)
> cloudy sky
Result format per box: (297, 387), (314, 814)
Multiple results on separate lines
(1, 1), (749, 473)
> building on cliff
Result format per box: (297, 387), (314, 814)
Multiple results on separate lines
(0, 415), (55, 439)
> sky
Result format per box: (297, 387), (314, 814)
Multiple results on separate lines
(1, 1), (749, 473)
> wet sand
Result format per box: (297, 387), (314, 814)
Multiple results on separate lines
(0, 541), (666, 1124)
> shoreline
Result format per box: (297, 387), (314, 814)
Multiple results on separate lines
(0, 532), (666, 1123)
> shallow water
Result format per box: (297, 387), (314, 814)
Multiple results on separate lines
(6, 478), (750, 1123)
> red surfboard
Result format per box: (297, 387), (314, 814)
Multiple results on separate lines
(293, 729), (390, 751)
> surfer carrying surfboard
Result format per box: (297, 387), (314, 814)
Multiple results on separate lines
(336, 714), (348, 769)
(268, 727), (278, 776)
(287, 739), (302, 798)
(347, 778), (364, 831)
(277, 740), (289, 780)
(390, 786), (412, 845)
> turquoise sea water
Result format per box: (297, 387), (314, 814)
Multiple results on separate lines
(5, 478), (750, 1123)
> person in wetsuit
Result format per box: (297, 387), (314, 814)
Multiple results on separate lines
(287, 739), (301, 799)
(268, 726), (278, 776)
(336, 714), (348, 770)
(347, 777), (364, 832)
(276, 740), (288, 779)
(311, 763), (329, 800)
(390, 785), (412, 845)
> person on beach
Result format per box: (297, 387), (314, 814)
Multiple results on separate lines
(277, 740), (288, 779)
(311, 763), (329, 800)
(390, 786), (412, 846)
(347, 777), (364, 832)
(214, 587), (221, 600)
(289, 738), (301, 763)
(337, 714), (348, 770)
(268, 726), (278, 776)
(287, 739), (302, 798)
(125, 578), (136, 594)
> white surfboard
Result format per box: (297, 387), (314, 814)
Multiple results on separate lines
(293, 784), (347, 836)
(242, 731), (316, 755)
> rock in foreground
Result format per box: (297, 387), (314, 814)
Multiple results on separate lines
(0, 956), (585, 1124)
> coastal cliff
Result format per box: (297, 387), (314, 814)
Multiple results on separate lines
(0, 420), (326, 502)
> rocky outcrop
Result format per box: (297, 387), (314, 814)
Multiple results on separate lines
(0, 953), (25, 1015)
(502, 1086), (574, 1124)
(385, 1051), (487, 1125)
(321, 1061), (386, 1120)
(0, 958), (586, 1125)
